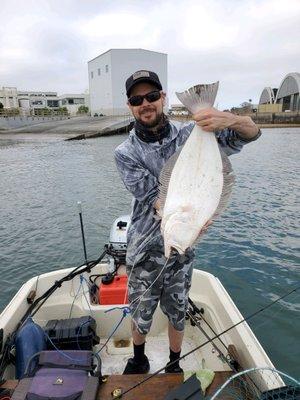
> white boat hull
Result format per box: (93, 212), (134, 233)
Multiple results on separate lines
(0, 263), (284, 390)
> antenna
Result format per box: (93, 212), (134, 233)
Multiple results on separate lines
(77, 201), (88, 266)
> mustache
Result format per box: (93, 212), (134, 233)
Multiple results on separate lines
(139, 107), (156, 115)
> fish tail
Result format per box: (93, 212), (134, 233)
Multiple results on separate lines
(176, 82), (219, 114)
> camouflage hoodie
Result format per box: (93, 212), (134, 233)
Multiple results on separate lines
(114, 119), (260, 266)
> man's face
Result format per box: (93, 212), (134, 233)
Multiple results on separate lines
(127, 82), (166, 128)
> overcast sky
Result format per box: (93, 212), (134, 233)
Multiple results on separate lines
(1, 0), (299, 109)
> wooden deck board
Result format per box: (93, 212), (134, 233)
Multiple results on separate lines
(0, 371), (234, 399)
(97, 373), (182, 399)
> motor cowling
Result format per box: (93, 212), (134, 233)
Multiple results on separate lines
(105, 215), (130, 265)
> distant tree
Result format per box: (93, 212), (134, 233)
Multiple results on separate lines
(238, 102), (253, 115)
(5, 107), (20, 116)
(56, 107), (68, 115)
(0, 102), (3, 109)
(77, 105), (89, 114)
(35, 108), (52, 116)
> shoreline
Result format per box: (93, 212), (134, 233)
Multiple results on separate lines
(0, 120), (299, 142)
(257, 123), (300, 128)
(0, 116), (133, 140)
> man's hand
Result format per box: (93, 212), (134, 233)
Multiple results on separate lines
(154, 199), (162, 218)
(193, 108), (237, 132)
(193, 108), (259, 140)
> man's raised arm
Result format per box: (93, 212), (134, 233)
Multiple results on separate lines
(193, 108), (260, 140)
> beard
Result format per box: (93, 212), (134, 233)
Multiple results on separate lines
(135, 107), (163, 129)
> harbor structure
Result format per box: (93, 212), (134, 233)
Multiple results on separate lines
(88, 49), (168, 116)
(169, 104), (189, 116)
(259, 72), (300, 112)
(0, 88), (88, 116)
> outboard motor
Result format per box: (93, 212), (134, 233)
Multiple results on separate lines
(105, 215), (130, 266)
(97, 215), (131, 305)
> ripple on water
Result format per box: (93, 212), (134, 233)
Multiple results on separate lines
(0, 129), (299, 377)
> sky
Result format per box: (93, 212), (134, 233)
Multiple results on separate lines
(0, 0), (299, 110)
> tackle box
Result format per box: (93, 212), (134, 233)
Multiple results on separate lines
(44, 316), (99, 351)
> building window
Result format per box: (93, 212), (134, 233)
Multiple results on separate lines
(74, 98), (84, 104)
(98, 68), (101, 76)
(105, 65), (109, 73)
(91, 71), (94, 79)
(47, 100), (59, 107)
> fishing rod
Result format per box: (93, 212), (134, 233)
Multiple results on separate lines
(20, 203), (105, 325)
(186, 309), (234, 370)
(78, 201), (88, 267)
(0, 203), (108, 383)
(187, 299), (260, 392)
(0, 251), (108, 384)
(188, 298), (231, 360)
(117, 284), (300, 398)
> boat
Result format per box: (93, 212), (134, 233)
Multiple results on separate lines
(0, 215), (294, 399)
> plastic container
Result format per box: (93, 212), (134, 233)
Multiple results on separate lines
(99, 275), (128, 305)
(44, 316), (99, 351)
(15, 317), (46, 379)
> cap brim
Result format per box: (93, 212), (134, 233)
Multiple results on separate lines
(127, 78), (162, 97)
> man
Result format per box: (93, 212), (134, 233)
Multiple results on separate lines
(114, 70), (260, 374)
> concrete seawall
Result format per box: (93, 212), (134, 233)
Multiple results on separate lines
(0, 115), (69, 130)
(171, 114), (300, 128)
(0, 115), (133, 140)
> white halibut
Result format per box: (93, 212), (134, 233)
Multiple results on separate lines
(159, 83), (235, 257)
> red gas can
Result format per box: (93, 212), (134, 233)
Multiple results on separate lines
(99, 276), (128, 305)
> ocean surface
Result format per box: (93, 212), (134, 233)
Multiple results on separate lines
(0, 128), (299, 378)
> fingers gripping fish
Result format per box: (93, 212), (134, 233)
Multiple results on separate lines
(158, 82), (235, 257)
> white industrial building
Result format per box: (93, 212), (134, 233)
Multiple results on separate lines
(88, 49), (168, 116)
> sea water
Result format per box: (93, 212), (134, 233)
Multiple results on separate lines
(0, 128), (299, 378)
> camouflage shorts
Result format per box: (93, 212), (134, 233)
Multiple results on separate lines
(126, 248), (194, 335)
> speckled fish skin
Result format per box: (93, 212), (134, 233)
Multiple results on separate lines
(161, 125), (225, 257)
(159, 83), (234, 258)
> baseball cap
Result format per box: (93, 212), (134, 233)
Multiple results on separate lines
(126, 70), (162, 97)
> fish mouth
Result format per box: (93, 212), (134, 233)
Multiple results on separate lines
(165, 243), (185, 258)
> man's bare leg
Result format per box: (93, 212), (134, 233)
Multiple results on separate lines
(132, 321), (146, 345)
(168, 322), (184, 352)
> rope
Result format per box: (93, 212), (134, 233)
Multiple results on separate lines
(96, 307), (130, 354)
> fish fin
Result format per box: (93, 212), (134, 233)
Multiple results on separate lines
(158, 147), (183, 213)
(213, 149), (235, 218)
(176, 82), (219, 114)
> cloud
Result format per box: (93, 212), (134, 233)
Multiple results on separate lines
(0, 0), (299, 108)
(81, 13), (146, 38)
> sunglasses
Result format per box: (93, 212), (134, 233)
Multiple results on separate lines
(128, 90), (161, 106)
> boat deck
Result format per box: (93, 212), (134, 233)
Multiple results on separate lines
(98, 333), (223, 375)
(1, 372), (234, 399)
